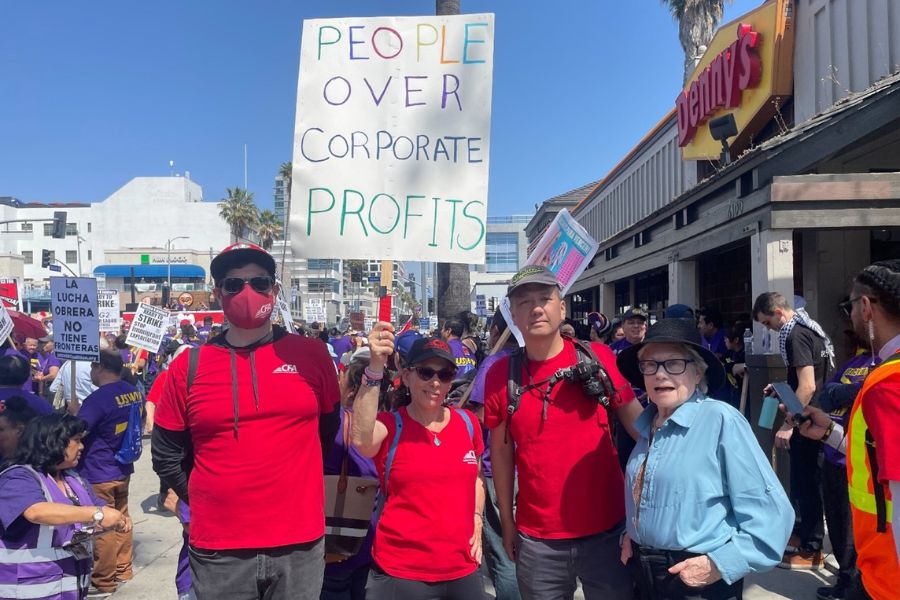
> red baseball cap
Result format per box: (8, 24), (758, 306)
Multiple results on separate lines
(210, 242), (277, 282)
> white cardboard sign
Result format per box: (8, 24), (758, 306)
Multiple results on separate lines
(290, 14), (495, 263)
(0, 308), (13, 342)
(126, 303), (170, 354)
(98, 290), (121, 333)
(50, 277), (100, 362)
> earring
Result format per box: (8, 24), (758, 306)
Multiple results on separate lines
(868, 320), (877, 363)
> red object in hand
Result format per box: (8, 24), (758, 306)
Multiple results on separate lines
(379, 296), (392, 323)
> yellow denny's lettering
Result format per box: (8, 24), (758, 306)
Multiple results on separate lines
(115, 391), (143, 408)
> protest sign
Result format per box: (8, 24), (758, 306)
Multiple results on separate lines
(500, 209), (599, 346)
(50, 277), (100, 362)
(0, 307), (12, 342)
(126, 303), (169, 354)
(274, 284), (296, 334)
(0, 279), (19, 309)
(428, 315), (438, 331)
(304, 300), (327, 323)
(98, 290), (121, 332)
(290, 14), (495, 263)
(363, 317), (374, 332)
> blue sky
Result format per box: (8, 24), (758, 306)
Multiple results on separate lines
(0, 0), (761, 216)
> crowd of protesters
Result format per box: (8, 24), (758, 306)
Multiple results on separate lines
(1, 242), (897, 600)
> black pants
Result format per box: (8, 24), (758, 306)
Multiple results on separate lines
(366, 564), (487, 600)
(789, 433), (824, 551)
(822, 460), (857, 588)
(628, 543), (743, 600)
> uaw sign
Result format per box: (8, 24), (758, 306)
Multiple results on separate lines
(50, 277), (100, 362)
(290, 14), (495, 263)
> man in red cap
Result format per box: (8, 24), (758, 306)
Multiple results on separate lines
(152, 243), (340, 600)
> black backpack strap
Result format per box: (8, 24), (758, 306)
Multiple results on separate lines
(186, 346), (201, 395)
(506, 348), (524, 416)
(570, 338), (619, 408)
(865, 429), (888, 533)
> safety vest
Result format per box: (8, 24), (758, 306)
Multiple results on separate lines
(847, 352), (900, 600)
(0, 466), (93, 599)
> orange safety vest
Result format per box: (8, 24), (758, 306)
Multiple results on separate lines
(847, 352), (900, 600)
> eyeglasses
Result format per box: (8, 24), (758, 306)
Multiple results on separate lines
(839, 296), (876, 318)
(220, 276), (274, 295)
(413, 366), (457, 383)
(637, 358), (695, 376)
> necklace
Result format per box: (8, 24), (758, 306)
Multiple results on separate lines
(409, 406), (445, 446)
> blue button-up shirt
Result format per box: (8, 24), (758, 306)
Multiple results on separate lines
(625, 393), (794, 585)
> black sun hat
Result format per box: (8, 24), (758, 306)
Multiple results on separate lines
(616, 318), (725, 392)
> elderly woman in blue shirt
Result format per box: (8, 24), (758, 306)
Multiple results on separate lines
(615, 319), (793, 600)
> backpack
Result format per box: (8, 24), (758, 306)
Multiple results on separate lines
(374, 408), (475, 520)
(114, 401), (144, 464)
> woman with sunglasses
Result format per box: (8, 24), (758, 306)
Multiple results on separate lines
(351, 323), (487, 600)
(615, 319), (793, 599)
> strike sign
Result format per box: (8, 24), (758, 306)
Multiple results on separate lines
(98, 290), (121, 333)
(50, 277), (100, 362)
(126, 303), (170, 354)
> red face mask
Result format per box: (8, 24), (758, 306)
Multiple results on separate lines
(220, 286), (274, 329)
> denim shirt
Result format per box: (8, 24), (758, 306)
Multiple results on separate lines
(624, 393), (794, 585)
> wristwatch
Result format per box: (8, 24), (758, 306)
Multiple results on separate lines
(92, 507), (104, 525)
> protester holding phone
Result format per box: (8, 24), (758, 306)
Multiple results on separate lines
(0, 413), (131, 599)
(351, 326), (487, 600)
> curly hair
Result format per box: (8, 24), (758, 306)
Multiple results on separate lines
(14, 414), (88, 476)
(854, 260), (900, 319)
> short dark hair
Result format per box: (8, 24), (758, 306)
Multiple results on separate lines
(854, 260), (900, 319)
(0, 395), (39, 428)
(698, 307), (723, 329)
(114, 334), (128, 350)
(443, 319), (464, 338)
(752, 292), (791, 320)
(15, 414), (88, 476)
(0, 355), (30, 386)
(95, 349), (124, 374)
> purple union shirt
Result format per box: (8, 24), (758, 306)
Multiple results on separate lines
(77, 379), (143, 484)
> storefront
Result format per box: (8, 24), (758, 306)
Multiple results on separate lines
(567, 0), (900, 367)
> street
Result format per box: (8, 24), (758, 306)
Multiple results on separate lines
(112, 438), (836, 599)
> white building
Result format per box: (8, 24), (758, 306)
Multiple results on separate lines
(0, 176), (231, 307)
(470, 215), (531, 317)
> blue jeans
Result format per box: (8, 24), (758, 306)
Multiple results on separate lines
(483, 477), (521, 600)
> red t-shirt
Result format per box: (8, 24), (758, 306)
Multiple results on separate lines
(153, 334), (339, 550)
(483, 339), (635, 539)
(372, 407), (484, 581)
(145, 369), (168, 406)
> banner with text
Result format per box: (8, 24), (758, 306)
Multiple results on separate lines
(50, 277), (100, 362)
(0, 279), (19, 309)
(98, 290), (121, 333)
(126, 303), (169, 354)
(500, 209), (600, 346)
(290, 14), (495, 263)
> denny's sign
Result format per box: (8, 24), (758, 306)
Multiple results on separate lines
(677, 0), (794, 160)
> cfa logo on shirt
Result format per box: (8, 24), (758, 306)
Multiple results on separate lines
(462, 450), (478, 466)
(272, 364), (298, 374)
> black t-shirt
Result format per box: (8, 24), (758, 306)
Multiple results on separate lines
(786, 325), (833, 407)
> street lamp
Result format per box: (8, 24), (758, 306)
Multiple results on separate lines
(166, 236), (188, 294)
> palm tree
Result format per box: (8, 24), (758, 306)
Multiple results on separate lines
(256, 209), (281, 251)
(661, 0), (731, 84)
(433, 0), (472, 323)
(219, 187), (259, 243)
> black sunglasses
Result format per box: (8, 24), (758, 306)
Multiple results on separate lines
(413, 366), (457, 383)
(838, 296), (876, 318)
(220, 276), (274, 295)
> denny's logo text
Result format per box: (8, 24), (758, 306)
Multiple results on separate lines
(676, 24), (761, 147)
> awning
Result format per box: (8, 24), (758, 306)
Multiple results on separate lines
(93, 264), (206, 278)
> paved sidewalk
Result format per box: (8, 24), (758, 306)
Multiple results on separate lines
(112, 438), (836, 599)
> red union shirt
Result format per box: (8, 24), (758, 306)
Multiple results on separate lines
(372, 407), (484, 581)
(153, 333), (339, 550)
(483, 338), (635, 539)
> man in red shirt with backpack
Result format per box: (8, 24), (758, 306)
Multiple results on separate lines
(152, 243), (340, 600)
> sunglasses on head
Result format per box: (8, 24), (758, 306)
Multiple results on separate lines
(220, 276), (274, 295)
(413, 366), (457, 383)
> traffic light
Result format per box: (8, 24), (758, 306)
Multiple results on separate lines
(488, 297), (496, 313)
(427, 298), (435, 313)
(51, 211), (67, 239)
(41, 250), (51, 268)
(350, 267), (361, 283)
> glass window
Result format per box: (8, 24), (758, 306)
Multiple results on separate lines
(43, 223), (52, 236)
(20, 223), (32, 232)
(308, 278), (340, 293)
(87, 223), (92, 233)
(65, 223), (77, 236)
(87, 250), (92, 260)
(308, 259), (340, 271)
(23, 251), (33, 264)
(485, 232), (519, 273)
(65, 250), (77, 263)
